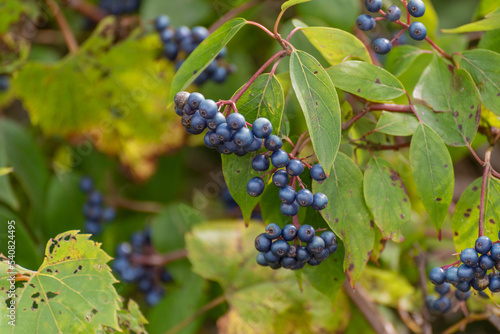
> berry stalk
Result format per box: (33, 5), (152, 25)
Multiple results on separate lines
(478, 149), (492, 237)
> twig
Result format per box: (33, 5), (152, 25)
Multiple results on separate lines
(65, 0), (107, 22)
(45, 0), (79, 53)
(208, 0), (261, 33)
(479, 149), (492, 237)
(342, 108), (369, 131)
(354, 28), (382, 66)
(131, 249), (188, 266)
(290, 131), (309, 156)
(110, 196), (164, 213)
(442, 313), (490, 334)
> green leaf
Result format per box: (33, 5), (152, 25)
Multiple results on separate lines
(290, 50), (341, 176)
(0, 141), (18, 210)
(293, 20), (372, 66)
(0, 0), (24, 34)
(359, 267), (415, 308)
(452, 177), (500, 252)
(478, 30), (500, 54)
(414, 53), (481, 114)
(313, 153), (375, 286)
(442, 8), (500, 33)
(0, 230), (121, 333)
(326, 61), (405, 102)
(410, 124), (454, 230)
(385, 45), (426, 77)
(281, 0), (311, 11)
(417, 104), (480, 147)
(169, 18), (247, 101)
(374, 111), (419, 136)
(456, 49), (500, 116)
(98, 300), (148, 334)
(364, 157), (411, 242)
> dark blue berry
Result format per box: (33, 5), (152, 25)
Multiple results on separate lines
(281, 257), (297, 269)
(307, 257), (322, 266)
(282, 224), (298, 241)
(457, 264), (474, 282)
(244, 136), (262, 152)
(296, 189), (313, 207)
(365, 0), (382, 12)
(279, 186), (296, 204)
(310, 164), (326, 181)
(307, 236), (325, 254)
(313, 248), (330, 261)
(407, 0), (425, 17)
(271, 149), (290, 168)
(233, 127), (254, 146)
(191, 26), (209, 42)
(155, 15), (170, 31)
(112, 257), (129, 275)
(163, 42), (178, 61)
(320, 231), (336, 247)
(298, 225), (315, 243)
(408, 22), (427, 41)
(296, 246), (311, 262)
(312, 193), (328, 210)
(145, 286), (165, 306)
(471, 276), (489, 291)
(185, 126), (204, 135)
(271, 239), (290, 257)
(88, 191), (103, 205)
(115, 242), (132, 258)
(252, 154), (270, 172)
(191, 112), (206, 132)
(84, 220), (101, 234)
(327, 244), (338, 254)
(216, 123), (234, 142)
(0, 75), (9, 92)
(187, 92), (205, 110)
(194, 71), (209, 85)
(280, 201), (299, 216)
(226, 113), (246, 131)
(247, 177), (265, 197)
(456, 280), (471, 292)
(207, 112), (226, 131)
(286, 245), (297, 257)
(373, 38), (392, 55)
(204, 131), (216, 148)
(234, 147), (247, 156)
(264, 135), (283, 151)
(474, 265), (487, 278)
(356, 14), (375, 31)
(272, 169), (289, 188)
(212, 67), (228, 83)
(286, 159), (304, 176)
(175, 107), (183, 116)
(255, 233), (272, 252)
(161, 269), (173, 282)
(139, 277), (154, 292)
(256, 252), (268, 266)
(435, 283), (450, 296)
(252, 118), (273, 138)
(491, 243), (500, 261)
(160, 28), (174, 43)
(460, 248), (479, 267)
(489, 275), (500, 292)
(265, 223), (281, 240)
(291, 260), (306, 270)
(199, 99), (218, 119)
(101, 207), (116, 222)
(429, 267), (446, 285)
(175, 26), (191, 42)
(183, 103), (196, 115)
(386, 5), (402, 21)
(264, 250), (280, 263)
(476, 236), (493, 254)
(479, 254), (495, 270)
(431, 297), (451, 313)
(455, 290), (471, 300)
(79, 177), (94, 193)
(445, 267), (459, 285)
(269, 261), (282, 269)
(208, 131), (222, 146)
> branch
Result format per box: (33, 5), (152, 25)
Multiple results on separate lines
(45, 0), (79, 53)
(442, 313), (490, 334)
(479, 149), (492, 237)
(369, 103), (412, 113)
(208, 0), (261, 33)
(131, 249), (188, 266)
(65, 0), (107, 22)
(109, 196), (164, 213)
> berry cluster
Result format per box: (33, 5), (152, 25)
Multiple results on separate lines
(255, 223), (338, 269)
(79, 176), (116, 235)
(98, 0), (141, 15)
(0, 74), (10, 93)
(173, 91), (263, 155)
(156, 15), (231, 85)
(356, 0), (427, 55)
(113, 228), (173, 306)
(428, 235), (500, 313)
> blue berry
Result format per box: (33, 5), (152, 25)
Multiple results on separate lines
(226, 113), (246, 131)
(479, 254), (495, 270)
(264, 135), (283, 151)
(307, 257), (322, 266)
(155, 15), (170, 31)
(474, 265), (487, 278)
(298, 225), (315, 243)
(183, 103), (196, 115)
(296, 246), (311, 262)
(280, 201), (299, 216)
(112, 257), (130, 275)
(279, 186), (296, 204)
(286, 159), (304, 176)
(460, 248), (479, 267)
(84, 220), (101, 235)
(282, 224), (298, 241)
(356, 14), (375, 31)
(194, 71), (209, 86)
(212, 67), (228, 83)
(145, 286), (165, 306)
(101, 207), (116, 222)
(431, 297), (451, 313)
(160, 28), (174, 43)
(216, 123), (234, 142)
(296, 189), (313, 207)
(161, 269), (173, 283)
(445, 267), (459, 285)
(327, 244), (338, 254)
(191, 112), (207, 132)
(88, 191), (103, 205)
(320, 231), (336, 247)
(489, 275), (500, 292)
(408, 22), (427, 41)
(312, 193), (328, 210)
(272, 169), (289, 188)
(191, 26), (209, 42)
(313, 248), (330, 261)
(271, 149), (290, 168)
(244, 136), (263, 152)
(407, 0), (425, 17)
(456, 280), (471, 292)
(204, 131), (216, 148)
(247, 177), (265, 197)
(208, 132), (222, 146)
(252, 118), (273, 138)
(307, 236), (326, 254)
(491, 243), (500, 261)
(386, 5), (402, 21)
(115, 242), (132, 258)
(471, 276), (489, 291)
(199, 99), (218, 119)
(175, 26), (191, 42)
(455, 290), (471, 301)
(429, 267), (446, 285)
(252, 154), (270, 172)
(373, 38), (392, 55)
(310, 164), (326, 181)
(233, 127), (254, 146)
(475, 236), (493, 254)
(265, 223), (282, 240)
(0, 75), (9, 92)
(217, 46), (228, 59)
(457, 264), (474, 282)
(286, 245), (297, 257)
(207, 112), (226, 131)
(163, 42), (178, 61)
(365, 0), (382, 12)
(268, 261), (282, 270)
(221, 140), (238, 153)
(256, 252), (268, 266)
(187, 92), (205, 110)
(264, 250), (280, 263)
(185, 125), (204, 135)
(255, 233), (272, 252)
(435, 283), (450, 296)
(281, 257), (297, 269)
(79, 176), (94, 193)
(234, 147), (247, 156)
(175, 107), (183, 116)
(271, 239), (290, 257)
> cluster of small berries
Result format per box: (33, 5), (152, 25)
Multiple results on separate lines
(0, 74), (10, 92)
(155, 15), (230, 85)
(428, 235), (500, 313)
(98, 0), (141, 15)
(255, 223), (337, 269)
(113, 229), (173, 306)
(356, 0), (427, 55)
(79, 177), (116, 235)
(173, 91), (264, 155)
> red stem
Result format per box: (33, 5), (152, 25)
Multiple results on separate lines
(369, 103), (412, 113)
(478, 149), (492, 237)
(246, 21), (275, 38)
(292, 215), (301, 229)
(208, 0), (261, 33)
